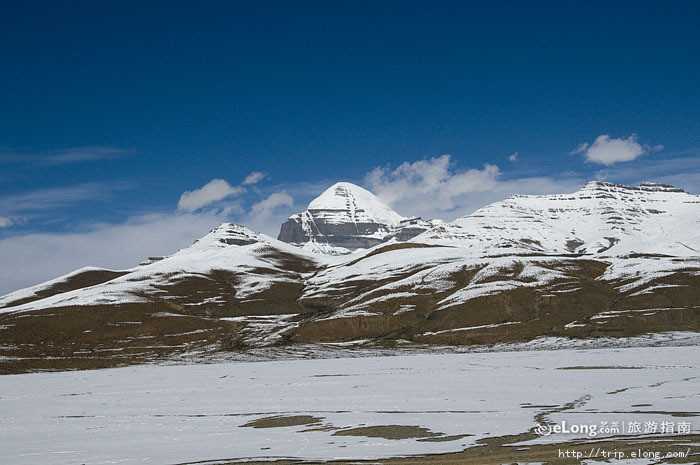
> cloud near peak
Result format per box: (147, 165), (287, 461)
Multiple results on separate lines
(365, 155), (500, 216)
(177, 171), (269, 212)
(573, 134), (662, 166)
(242, 192), (295, 235)
(177, 179), (243, 211)
(365, 154), (580, 220)
(250, 192), (293, 216)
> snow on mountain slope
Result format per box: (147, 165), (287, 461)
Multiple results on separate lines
(3, 182), (699, 320)
(286, 182), (700, 343)
(414, 181), (700, 257)
(278, 182), (429, 253)
(1, 224), (324, 314)
(307, 181), (404, 225)
(298, 244), (583, 322)
(0, 267), (130, 309)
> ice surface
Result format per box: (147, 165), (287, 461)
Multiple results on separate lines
(1, 344), (698, 464)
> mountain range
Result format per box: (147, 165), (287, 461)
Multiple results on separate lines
(1, 180), (699, 373)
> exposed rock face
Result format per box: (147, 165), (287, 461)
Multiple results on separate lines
(390, 217), (443, 242)
(277, 182), (440, 253)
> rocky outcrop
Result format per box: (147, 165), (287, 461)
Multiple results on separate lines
(390, 217), (443, 242)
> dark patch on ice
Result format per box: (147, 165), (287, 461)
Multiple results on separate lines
(333, 425), (440, 440)
(241, 415), (323, 429)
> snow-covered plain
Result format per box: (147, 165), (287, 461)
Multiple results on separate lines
(1, 345), (699, 465)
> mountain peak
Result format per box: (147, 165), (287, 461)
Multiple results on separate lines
(307, 182), (403, 225)
(193, 223), (264, 249)
(278, 182), (438, 253)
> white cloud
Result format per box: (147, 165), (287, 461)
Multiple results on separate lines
(177, 179), (243, 211)
(365, 154), (583, 219)
(243, 171), (267, 186)
(177, 172), (271, 211)
(573, 134), (662, 166)
(244, 192), (295, 236)
(508, 152), (519, 162)
(0, 216), (12, 228)
(0, 212), (224, 295)
(366, 155), (499, 216)
(250, 192), (294, 216)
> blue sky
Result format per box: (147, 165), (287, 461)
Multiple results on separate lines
(1, 1), (700, 292)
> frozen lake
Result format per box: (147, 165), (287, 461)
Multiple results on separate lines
(1, 345), (699, 464)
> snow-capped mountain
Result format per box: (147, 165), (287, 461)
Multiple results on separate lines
(1, 181), (699, 373)
(415, 181), (700, 256)
(0, 223), (322, 312)
(278, 182), (440, 254)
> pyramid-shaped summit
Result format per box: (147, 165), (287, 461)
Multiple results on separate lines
(277, 182), (436, 253)
(308, 182), (404, 225)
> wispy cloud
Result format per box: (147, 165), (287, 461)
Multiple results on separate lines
(242, 171), (267, 186)
(572, 134), (663, 166)
(177, 179), (244, 212)
(0, 183), (126, 215)
(0, 182), (132, 232)
(0, 146), (132, 165)
(43, 146), (132, 164)
(177, 171), (272, 212)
